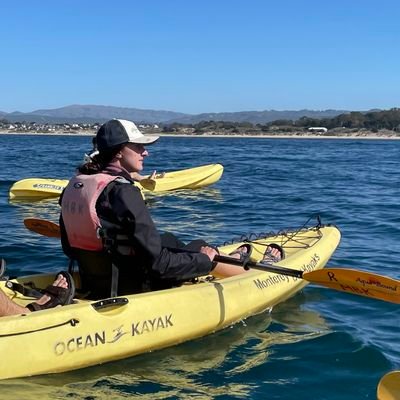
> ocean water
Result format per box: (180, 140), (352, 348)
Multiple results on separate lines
(0, 134), (399, 399)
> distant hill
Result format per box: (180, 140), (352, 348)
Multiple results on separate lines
(167, 109), (348, 124)
(3, 105), (187, 124)
(1, 104), (349, 124)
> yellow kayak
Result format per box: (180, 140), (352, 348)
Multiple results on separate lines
(0, 224), (340, 380)
(8, 178), (69, 200)
(8, 177), (146, 201)
(8, 164), (223, 200)
(138, 163), (223, 192)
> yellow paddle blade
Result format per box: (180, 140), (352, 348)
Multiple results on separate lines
(138, 178), (156, 191)
(377, 371), (400, 400)
(304, 268), (400, 304)
(24, 218), (61, 238)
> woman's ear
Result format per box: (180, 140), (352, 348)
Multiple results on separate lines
(115, 151), (123, 159)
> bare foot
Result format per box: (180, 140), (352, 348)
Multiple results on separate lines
(267, 247), (281, 259)
(200, 246), (219, 261)
(228, 244), (252, 260)
(262, 245), (284, 264)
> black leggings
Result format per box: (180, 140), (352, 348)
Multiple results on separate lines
(160, 232), (210, 253)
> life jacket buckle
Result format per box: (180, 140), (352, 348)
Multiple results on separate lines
(103, 237), (116, 251)
(97, 228), (115, 250)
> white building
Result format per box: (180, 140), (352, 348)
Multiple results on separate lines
(308, 127), (328, 133)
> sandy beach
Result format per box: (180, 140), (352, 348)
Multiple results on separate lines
(1, 130), (400, 140)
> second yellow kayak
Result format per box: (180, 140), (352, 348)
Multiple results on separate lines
(8, 164), (224, 200)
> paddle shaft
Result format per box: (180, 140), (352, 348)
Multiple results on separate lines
(215, 255), (303, 279)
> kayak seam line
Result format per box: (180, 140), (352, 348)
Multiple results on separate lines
(0, 318), (79, 338)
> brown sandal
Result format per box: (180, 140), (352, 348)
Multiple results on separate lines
(27, 271), (75, 312)
(229, 243), (253, 262)
(261, 243), (285, 264)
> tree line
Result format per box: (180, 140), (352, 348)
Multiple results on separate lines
(2, 107), (400, 133)
(162, 108), (400, 132)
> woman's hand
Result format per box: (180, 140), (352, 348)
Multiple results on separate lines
(200, 246), (219, 261)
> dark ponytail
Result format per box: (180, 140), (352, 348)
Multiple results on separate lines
(78, 144), (124, 174)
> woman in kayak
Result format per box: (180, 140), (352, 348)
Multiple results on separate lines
(59, 119), (283, 299)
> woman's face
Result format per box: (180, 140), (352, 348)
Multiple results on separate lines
(118, 143), (149, 172)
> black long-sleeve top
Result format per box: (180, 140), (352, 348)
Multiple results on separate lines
(60, 168), (213, 284)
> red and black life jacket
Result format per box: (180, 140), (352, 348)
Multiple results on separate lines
(61, 173), (141, 298)
(61, 173), (118, 251)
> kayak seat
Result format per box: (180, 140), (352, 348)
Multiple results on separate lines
(261, 243), (285, 264)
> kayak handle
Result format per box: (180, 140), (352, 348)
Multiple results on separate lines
(91, 297), (129, 310)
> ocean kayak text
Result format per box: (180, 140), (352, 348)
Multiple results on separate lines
(53, 314), (173, 356)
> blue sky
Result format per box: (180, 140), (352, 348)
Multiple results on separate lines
(1, 0), (399, 113)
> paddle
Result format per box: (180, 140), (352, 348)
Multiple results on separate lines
(23, 218), (400, 304)
(138, 178), (156, 191)
(377, 371), (400, 400)
(24, 218), (61, 238)
(215, 255), (400, 304)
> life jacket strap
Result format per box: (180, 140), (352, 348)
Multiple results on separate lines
(110, 263), (119, 298)
(97, 228), (119, 297)
(5, 281), (43, 299)
(0, 258), (6, 280)
(68, 258), (77, 275)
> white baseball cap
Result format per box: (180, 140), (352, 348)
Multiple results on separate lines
(96, 119), (159, 151)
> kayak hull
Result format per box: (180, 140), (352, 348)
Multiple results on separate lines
(8, 178), (68, 199)
(141, 163), (224, 192)
(8, 178), (146, 201)
(8, 164), (223, 200)
(0, 224), (340, 380)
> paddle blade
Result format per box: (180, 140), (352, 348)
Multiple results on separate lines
(304, 268), (400, 304)
(138, 178), (156, 191)
(377, 371), (400, 400)
(24, 218), (61, 238)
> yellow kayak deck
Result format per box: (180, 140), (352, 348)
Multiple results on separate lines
(8, 164), (223, 200)
(9, 178), (68, 199)
(0, 224), (340, 380)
